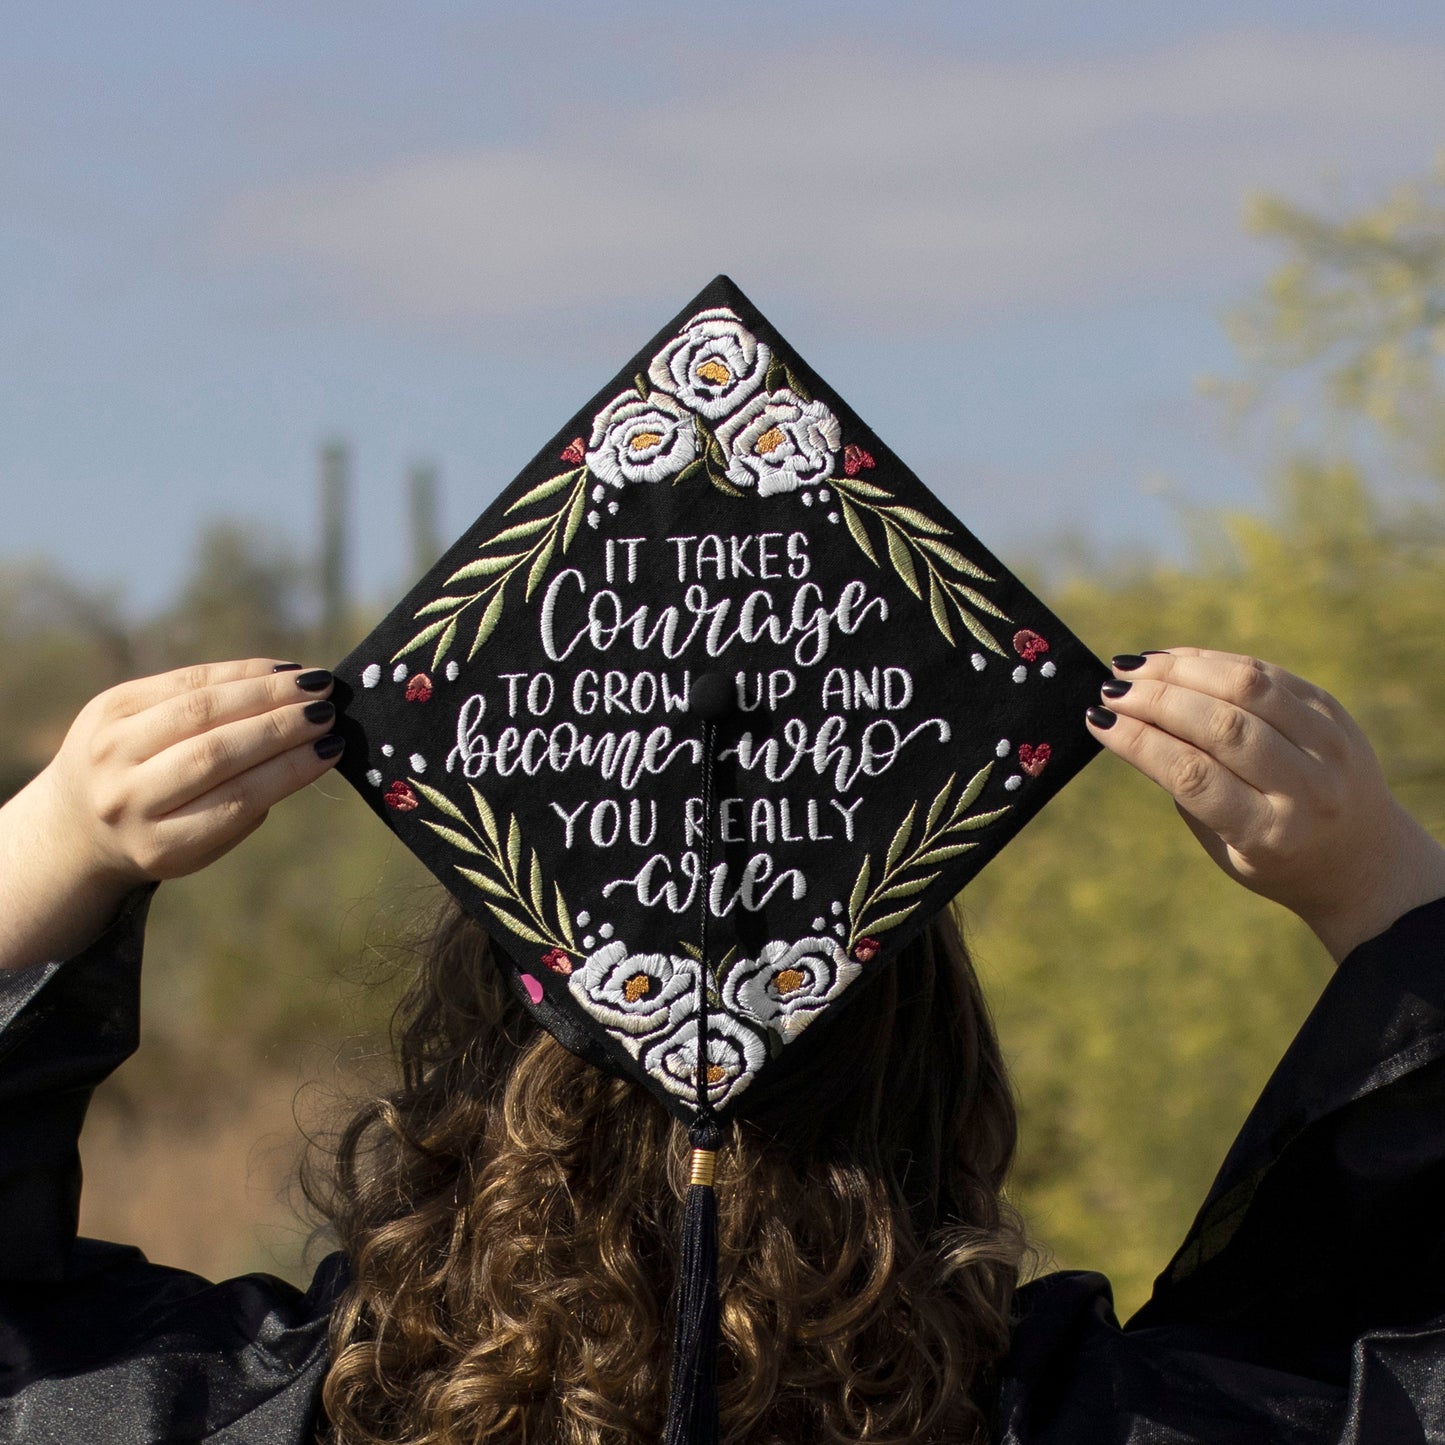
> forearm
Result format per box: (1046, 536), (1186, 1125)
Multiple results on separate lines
(0, 770), (136, 973)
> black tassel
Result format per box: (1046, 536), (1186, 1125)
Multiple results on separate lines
(662, 1117), (722, 1445)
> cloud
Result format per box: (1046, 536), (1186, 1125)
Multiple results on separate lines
(217, 31), (1445, 337)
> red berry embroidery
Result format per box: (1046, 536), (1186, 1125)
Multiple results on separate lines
(1017, 743), (1051, 778)
(853, 936), (881, 963)
(541, 947), (573, 976)
(404, 673), (433, 702)
(1012, 629), (1050, 662)
(561, 436), (586, 465)
(383, 780), (419, 812)
(843, 444), (875, 477)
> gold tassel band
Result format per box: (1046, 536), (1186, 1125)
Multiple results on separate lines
(689, 1148), (717, 1188)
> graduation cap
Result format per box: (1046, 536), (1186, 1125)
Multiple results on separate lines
(333, 276), (1107, 1444)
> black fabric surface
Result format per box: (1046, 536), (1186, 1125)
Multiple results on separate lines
(2, 893), (1444, 1442)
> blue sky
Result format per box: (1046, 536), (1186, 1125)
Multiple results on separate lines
(5, 2), (1443, 615)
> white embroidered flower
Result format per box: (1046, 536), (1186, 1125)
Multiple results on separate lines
(641, 1014), (768, 1110)
(714, 390), (841, 497)
(647, 307), (771, 421)
(585, 392), (698, 488)
(567, 941), (697, 1048)
(722, 937), (861, 1040)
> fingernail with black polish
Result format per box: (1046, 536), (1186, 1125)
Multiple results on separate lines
(272, 662), (302, 672)
(303, 700), (336, 725)
(296, 669), (333, 692)
(1086, 705), (1118, 730)
(314, 734), (345, 759)
(1100, 679), (1132, 699)
(1141, 650), (1170, 656)
(1111, 654), (1148, 671)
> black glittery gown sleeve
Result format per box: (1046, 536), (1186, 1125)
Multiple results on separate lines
(0, 890), (345, 1444)
(996, 893), (1445, 1444)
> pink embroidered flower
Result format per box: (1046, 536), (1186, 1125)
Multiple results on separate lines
(1018, 743), (1051, 778)
(843, 444), (875, 477)
(383, 781), (419, 812)
(404, 673), (433, 702)
(1012, 629), (1049, 662)
(541, 947), (573, 976)
(852, 936), (881, 964)
(520, 973), (545, 1005)
(560, 436), (586, 465)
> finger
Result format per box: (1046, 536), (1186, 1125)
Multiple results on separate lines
(1086, 706), (1272, 846)
(1100, 678), (1315, 796)
(146, 735), (345, 869)
(118, 668), (334, 763)
(1112, 650), (1342, 754)
(105, 659), (301, 719)
(136, 699), (339, 813)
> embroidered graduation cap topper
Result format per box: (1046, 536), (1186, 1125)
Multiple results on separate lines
(334, 276), (1107, 1127)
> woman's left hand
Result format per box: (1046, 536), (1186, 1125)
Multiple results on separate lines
(1085, 647), (1445, 962)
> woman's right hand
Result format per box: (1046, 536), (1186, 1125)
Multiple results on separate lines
(0, 660), (344, 972)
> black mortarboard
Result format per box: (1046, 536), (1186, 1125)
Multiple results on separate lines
(333, 276), (1107, 1443)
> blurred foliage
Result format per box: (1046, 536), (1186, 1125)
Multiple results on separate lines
(3, 172), (1443, 1311)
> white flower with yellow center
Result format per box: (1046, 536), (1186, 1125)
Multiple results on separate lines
(714, 390), (841, 497)
(568, 941), (698, 1048)
(722, 937), (860, 1040)
(647, 307), (771, 421)
(585, 392), (698, 488)
(641, 1014), (768, 1110)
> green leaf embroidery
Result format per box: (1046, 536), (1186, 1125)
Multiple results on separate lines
(391, 616), (450, 663)
(505, 467), (579, 514)
(924, 773), (956, 835)
(468, 784), (500, 848)
(481, 902), (547, 947)
(456, 866), (510, 900)
(484, 514), (553, 548)
(884, 803), (918, 873)
(884, 520), (922, 599)
(421, 820), (483, 855)
(468, 589), (506, 659)
(554, 885), (576, 950)
(847, 855), (871, 928)
(525, 533), (557, 600)
(529, 848), (545, 914)
(446, 552), (527, 584)
(839, 495), (878, 566)
(414, 781), (468, 824)
(884, 504), (949, 536)
(431, 616), (458, 670)
(562, 481), (587, 551)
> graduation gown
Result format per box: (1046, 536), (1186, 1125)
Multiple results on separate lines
(2, 890), (1444, 1443)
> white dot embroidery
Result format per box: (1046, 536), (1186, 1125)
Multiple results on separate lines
(606, 500), (619, 515)
(818, 488), (831, 503)
(365, 769), (382, 787)
(381, 744), (395, 758)
(1040, 661), (1057, 678)
(830, 900), (843, 916)
(577, 911), (591, 928)
(801, 492), (814, 507)
(586, 511), (600, 529)
(361, 663), (382, 688)
(591, 484), (605, 502)
(832, 922), (846, 938)
(812, 916), (826, 931)
(827, 511), (840, 524)
(392, 663), (408, 683)
(409, 753), (427, 773)
(582, 934), (596, 950)
(1005, 775), (1023, 791)
(445, 661), (460, 682)
(996, 739), (1011, 757)
(971, 653), (987, 671)
(598, 923), (614, 939)
(1011, 665), (1028, 684)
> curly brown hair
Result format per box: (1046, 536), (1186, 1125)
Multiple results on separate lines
(307, 898), (1026, 1445)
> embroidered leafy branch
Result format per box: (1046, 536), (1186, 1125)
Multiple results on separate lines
(411, 780), (577, 953)
(846, 763), (1009, 949)
(831, 476), (1011, 655)
(393, 466), (590, 669)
